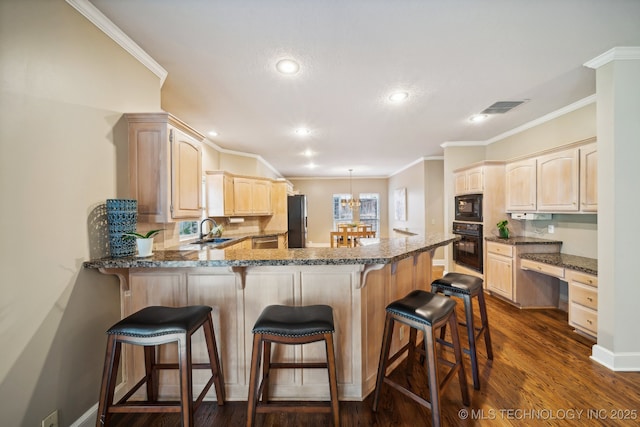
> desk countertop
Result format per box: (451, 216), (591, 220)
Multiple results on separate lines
(520, 252), (597, 276)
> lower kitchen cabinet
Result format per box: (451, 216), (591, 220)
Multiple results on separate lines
(567, 270), (598, 339)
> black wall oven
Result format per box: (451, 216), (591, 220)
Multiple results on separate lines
(452, 222), (483, 273)
(455, 194), (483, 222)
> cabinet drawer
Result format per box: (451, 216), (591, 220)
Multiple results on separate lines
(521, 259), (564, 278)
(487, 242), (513, 257)
(567, 271), (597, 287)
(569, 303), (597, 335)
(570, 282), (597, 310)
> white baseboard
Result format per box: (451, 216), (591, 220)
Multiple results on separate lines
(591, 344), (640, 371)
(71, 383), (126, 427)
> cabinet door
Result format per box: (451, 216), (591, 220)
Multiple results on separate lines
(252, 179), (272, 214)
(537, 148), (579, 211)
(466, 168), (483, 193)
(505, 158), (536, 212)
(233, 177), (254, 215)
(222, 174), (235, 215)
(486, 252), (513, 300)
(580, 143), (597, 212)
(171, 128), (202, 218)
(454, 172), (467, 195)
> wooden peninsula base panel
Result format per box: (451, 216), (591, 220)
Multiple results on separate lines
(88, 234), (456, 403)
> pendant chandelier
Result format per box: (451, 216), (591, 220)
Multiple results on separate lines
(340, 169), (361, 209)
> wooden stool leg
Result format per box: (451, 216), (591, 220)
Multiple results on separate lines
(406, 327), (418, 373)
(372, 314), (394, 411)
(262, 341), (272, 404)
(462, 294), (481, 390)
(423, 324), (442, 427)
(178, 335), (194, 427)
(449, 311), (470, 406)
(324, 333), (340, 427)
(96, 336), (121, 427)
(203, 314), (226, 404)
(144, 345), (158, 401)
(246, 334), (263, 427)
(477, 291), (494, 360)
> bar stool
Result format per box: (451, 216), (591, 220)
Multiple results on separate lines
(96, 305), (225, 427)
(246, 304), (339, 427)
(372, 290), (470, 427)
(431, 272), (493, 390)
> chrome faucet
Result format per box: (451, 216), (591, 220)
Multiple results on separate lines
(199, 218), (218, 240)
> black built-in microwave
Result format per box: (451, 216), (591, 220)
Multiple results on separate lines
(454, 194), (483, 222)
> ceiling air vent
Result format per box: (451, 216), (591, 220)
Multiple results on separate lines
(480, 101), (526, 114)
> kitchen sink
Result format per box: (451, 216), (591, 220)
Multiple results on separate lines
(193, 237), (234, 245)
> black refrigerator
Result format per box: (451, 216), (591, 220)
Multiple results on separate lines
(287, 195), (307, 248)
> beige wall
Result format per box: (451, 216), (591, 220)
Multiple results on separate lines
(0, 0), (161, 425)
(289, 177), (389, 245)
(388, 159), (445, 260)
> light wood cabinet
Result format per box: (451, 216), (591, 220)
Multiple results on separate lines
(206, 171), (235, 216)
(233, 177), (272, 215)
(486, 245), (513, 300)
(580, 143), (598, 212)
(505, 140), (597, 213)
(206, 172), (273, 217)
(567, 270), (597, 339)
(485, 241), (561, 307)
(537, 147), (580, 212)
(127, 113), (203, 222)
(454, 166), (483, 195)
(505, 158), (537, 212)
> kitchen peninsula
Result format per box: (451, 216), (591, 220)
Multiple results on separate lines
(84, 233), (458, 402)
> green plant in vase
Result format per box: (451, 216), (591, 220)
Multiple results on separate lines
(122, 229), (163, 239)
(496, 220), (509, 239)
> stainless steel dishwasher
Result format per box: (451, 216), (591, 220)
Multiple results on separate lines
(252, 235), (279, 249)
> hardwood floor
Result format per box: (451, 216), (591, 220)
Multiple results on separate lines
(108, 287), (640, 427)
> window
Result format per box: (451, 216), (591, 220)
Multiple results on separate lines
(179, 221), (199, 240)
(358, 193), (380, 234)
(332, 193), (380, 234)
(333, 194), (354, 229)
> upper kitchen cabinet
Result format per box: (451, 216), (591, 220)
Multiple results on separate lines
(234, 177), (272, 215)
(536, 147), (579, 212)
(206, 171), (235, 217)
(127, 113), (203, 222)
(505, 158), (537, 212)
(454, 166), (483, 195)
(579, 142), (598, 212)
(206, 172), (274, 217)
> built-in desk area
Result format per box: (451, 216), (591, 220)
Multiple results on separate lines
(520, 252), (598, 339)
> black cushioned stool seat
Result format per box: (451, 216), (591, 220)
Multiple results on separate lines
(96, 305), (225, 427)
(431, 272), (493, 390)
(373, 290), (470, 427)
(246, 304), (339, 427)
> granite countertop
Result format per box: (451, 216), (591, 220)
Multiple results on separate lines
(485, 236), (563, 246)
(83, 233), (460, 269)
(520, 252), (598, 276)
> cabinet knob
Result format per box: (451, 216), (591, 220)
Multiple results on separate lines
(587, 297), (593, 302)
(587, 319), (593, 324)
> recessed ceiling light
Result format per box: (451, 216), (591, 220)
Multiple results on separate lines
(295, 127), (311, 136)
(208, 130), (218, 137)
(389, 91), (409, 102)
(306, 163), (317, 169)
(469, 114), (489, 123)
(303, 149), (314, 157)
(276, 59), (300, 75)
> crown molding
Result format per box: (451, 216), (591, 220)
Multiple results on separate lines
(202, 139), (284, 179)
(439, 141), (484, 148)
(584, 46), (640, 69)
(66, 0), (167, 86)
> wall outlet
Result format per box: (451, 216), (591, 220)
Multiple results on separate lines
(42, 410), (58, 427)
(548, 225), (555, 234)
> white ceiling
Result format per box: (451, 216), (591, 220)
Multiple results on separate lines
(89, 0), (640, 178)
